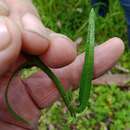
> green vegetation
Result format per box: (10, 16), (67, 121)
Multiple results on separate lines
(39, 85), (130, 130)
(34, 0), (130, 129)
(77, 8), (95, 113)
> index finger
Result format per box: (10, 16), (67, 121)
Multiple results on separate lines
(7, 0), (77, 68)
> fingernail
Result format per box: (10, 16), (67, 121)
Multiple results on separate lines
(0, 17), (10, 51)
(49, 33), (73, 43)
(0, 1), (9, 16)
(49, 33), (76, 48)
(22, 13), (50, 40)
(50, 33), (68, 39)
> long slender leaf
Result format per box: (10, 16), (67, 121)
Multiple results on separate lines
(77, 8), (95, 112)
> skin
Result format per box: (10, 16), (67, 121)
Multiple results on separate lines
(0, 0), (124, 130)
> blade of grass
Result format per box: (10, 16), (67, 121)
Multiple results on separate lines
(77, 8), (95, 113)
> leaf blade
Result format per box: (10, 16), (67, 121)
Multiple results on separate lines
(78, 8), (95, 112)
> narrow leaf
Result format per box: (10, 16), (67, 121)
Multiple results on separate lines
(77, 8), (95, 112)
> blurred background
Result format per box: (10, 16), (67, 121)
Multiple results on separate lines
(31, 0), (130, 129)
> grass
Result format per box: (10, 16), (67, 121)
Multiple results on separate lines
(31, 0), (130, 129)
(39, 85), (130, 130)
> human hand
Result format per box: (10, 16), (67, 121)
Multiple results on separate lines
(0, 0), (124, 130)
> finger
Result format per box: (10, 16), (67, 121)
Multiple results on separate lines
(0, 0), (9, 16)
(0, 16), (21, 76)
(23, 37), (124, 108)
(6, 0), (47, 55)
(0, 121), (26, 130)
(68, 37), (125, 87)
(7, 0), (76, 67)
(96, 38), (124, 77)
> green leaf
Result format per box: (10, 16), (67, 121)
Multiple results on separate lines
(77, 8), (95, 112)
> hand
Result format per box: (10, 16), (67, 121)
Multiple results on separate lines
(0, 0), (124, 130)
